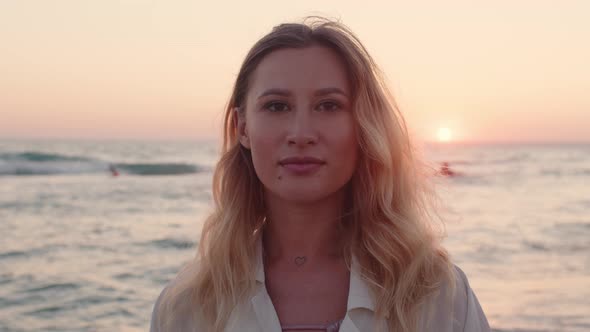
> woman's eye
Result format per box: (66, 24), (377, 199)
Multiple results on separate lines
(317, 101), (341, 112)
(264, 102), (290, 112)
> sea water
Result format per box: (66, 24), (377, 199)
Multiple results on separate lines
(0, 140), (588, 332)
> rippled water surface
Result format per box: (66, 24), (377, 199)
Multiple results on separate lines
(0, 140), (588, 331)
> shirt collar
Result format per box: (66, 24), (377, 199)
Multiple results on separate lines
(255, 236), (265, 283)
(347, 255), (377, 313)
(253, 236), (376, 314)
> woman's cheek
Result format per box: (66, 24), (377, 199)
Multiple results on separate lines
(249, 136), (279, 183)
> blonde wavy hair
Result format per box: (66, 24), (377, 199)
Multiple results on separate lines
(155, 17), (455, 332)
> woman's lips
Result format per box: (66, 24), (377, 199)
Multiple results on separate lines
(278, 157), (325, 175)
(281, 163), (324, 174)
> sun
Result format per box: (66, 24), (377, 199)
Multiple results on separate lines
(437, 127), (453, 142)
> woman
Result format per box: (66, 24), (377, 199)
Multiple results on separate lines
(151, 17), (490, 332)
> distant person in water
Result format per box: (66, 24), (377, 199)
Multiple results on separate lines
(440, 162), (455, 177)
(109, 164), (119, 177)
(150, 17), (490, 332)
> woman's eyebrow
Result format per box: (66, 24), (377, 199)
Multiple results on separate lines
(257, 88), (291, 99)
(257, 87), (348, 100)
(314, 87), (348, 98)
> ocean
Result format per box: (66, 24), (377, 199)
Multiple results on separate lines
(0, 140), (588, 332)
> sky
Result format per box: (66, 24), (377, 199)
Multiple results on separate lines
(1, 0), (589, 143)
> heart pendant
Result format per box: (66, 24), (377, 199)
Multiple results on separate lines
(294, 256), (306, 266)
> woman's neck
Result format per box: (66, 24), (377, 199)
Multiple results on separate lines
(262, 190), (346, 263)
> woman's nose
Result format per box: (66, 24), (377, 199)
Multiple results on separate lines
(286, 109), (318, 147)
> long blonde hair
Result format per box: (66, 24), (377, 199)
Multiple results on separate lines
(155, 17), (454, 332)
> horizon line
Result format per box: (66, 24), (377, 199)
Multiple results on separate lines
(1, 136), (589, 145)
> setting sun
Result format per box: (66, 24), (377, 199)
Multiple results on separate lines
(437, 127), (453, 142)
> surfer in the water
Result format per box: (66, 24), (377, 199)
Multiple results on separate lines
(438, 162), (464, 177)
(109, 164), (119, 177)
(440, 162), (455, 177)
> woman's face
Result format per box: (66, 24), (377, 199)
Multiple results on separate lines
(239, 46), (358, 204)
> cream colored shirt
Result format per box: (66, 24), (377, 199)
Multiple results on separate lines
(151, 243), (490, 332)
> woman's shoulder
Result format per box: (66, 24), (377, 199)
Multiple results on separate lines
(450, 265), (490, 330)
(150, 283), (168, 332)
(419, 264), (491, 332)
(150, 280), (193, 332)
(150, 263), (205, 332)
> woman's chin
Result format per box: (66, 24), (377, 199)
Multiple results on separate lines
(272, 186), (341, 205)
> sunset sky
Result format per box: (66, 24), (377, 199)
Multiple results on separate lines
(1, 0), (589, 143)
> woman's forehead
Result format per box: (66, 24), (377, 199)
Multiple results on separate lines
(247, 46), (351, 98)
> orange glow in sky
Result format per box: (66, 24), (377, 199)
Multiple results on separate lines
(1, 1), (589, 142)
